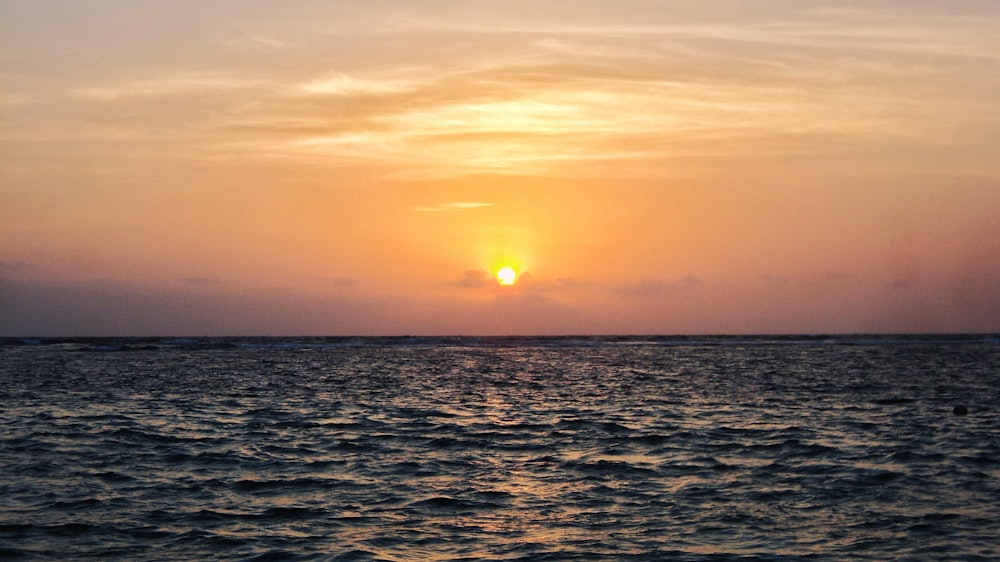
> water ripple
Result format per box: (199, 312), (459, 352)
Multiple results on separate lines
(1, 337), (998, 560)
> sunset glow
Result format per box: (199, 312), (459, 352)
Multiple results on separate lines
(497, 267), (518, 286)
(2, 1), (999, 335)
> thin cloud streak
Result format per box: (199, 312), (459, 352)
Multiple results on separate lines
(2, 1), (999, 335)
(411, 202), (494, 212)
(194, 11), (994, 178)
(11, 2), (996, 179)
(74, 73), (264, 101)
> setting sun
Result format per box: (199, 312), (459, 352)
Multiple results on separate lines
(1, 1), (999, 337)
(497, 267), (517, 286)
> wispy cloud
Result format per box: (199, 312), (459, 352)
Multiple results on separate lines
(760, 274), (791, 284)
(219, 32), (295, 51)
(616, 275), (702, 297)
(0, 260), (35, 273)
(518, 275), (582, 293)
(180, 276), (222, 285)
(32, 3), (960, 179)
(411, 202), (494, 212)
(75, 73), (261, 101)
(452, 269), (493, 288)
(298, 73), (422, 96)
(211, 25), (963, 177)
(450, 269), (581, 299)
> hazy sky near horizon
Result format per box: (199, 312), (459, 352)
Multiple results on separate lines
(2, 1), (999, 335)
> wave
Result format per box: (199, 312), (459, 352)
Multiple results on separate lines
(3, 334), (998, 561)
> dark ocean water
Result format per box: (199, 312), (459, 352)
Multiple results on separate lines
(1, 335), (998, 561)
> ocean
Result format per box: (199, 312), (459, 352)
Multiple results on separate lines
(1, 335), (998, 561)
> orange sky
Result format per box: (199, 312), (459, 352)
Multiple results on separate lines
(2, 1), (999, 335)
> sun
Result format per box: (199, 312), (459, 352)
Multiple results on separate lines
(496, 266), (517, 286)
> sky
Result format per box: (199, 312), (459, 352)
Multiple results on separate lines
(2, 1), (999, 336)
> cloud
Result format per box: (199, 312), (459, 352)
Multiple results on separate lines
(760, 273), (790, 284)
(0, 278), (403, 337)
(452, 269), (493, 289)
(298, 73), (421, 96)
(616, 275), (702, 297)
(219, 32), (294, 51)
(8, 0), (994, 181)
(0, 260), (34, 273)
(180, 276), (222, 285)
(450, 269), (582, 295)
(172, 2), (998, 180)
(74, 73), (261, 101)
(399, 6), (999, 61)
(411, 202), (494, 212)
(679, 274), (703, 287)
(517, 274), (582, 293)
